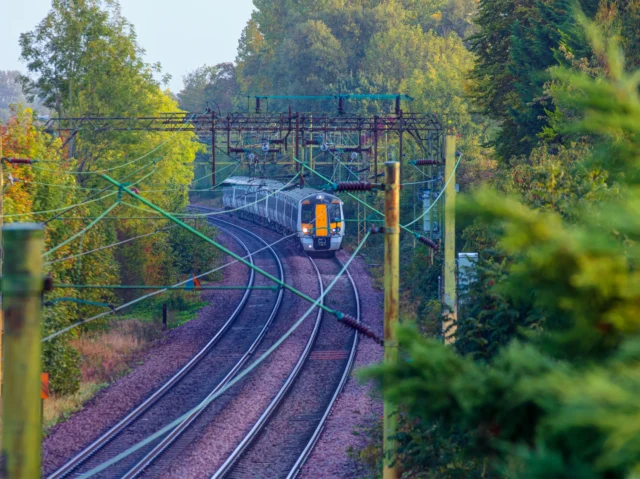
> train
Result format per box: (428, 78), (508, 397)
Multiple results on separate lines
(222, 176), (345, 256)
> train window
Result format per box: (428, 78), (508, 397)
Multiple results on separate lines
(285, 201), (292, 218)
(246, 188), (256, 205)
(301, 203), (314, 223)
(278, 195), (285, 214)
(328, 203), (341, 222)
(268, 194), (276, 211)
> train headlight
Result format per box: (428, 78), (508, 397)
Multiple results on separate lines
(302, 227), (309, 233)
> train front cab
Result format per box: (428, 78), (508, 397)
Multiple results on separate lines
(299, 194), (344, 253)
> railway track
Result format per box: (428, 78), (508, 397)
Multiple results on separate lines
(48, 209), (361, 479)
(117, 217), (316, 478)
(47, 223), (285, 479)
(212, 254), (360, 479)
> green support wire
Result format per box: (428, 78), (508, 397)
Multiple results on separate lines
(343, 218), (385, 223)
(71, 229), (372, 479)
(291, 157), (448, 240)
(100, 173), (344, 317)
(54, 284), (279, 291)
(291, 157), (415, 232)
(43, 200), (121, 257)
(253, 94), (413, 101)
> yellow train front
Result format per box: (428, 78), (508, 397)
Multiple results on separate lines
(222, 177), (345, 257)
(298, 192), (344, 256)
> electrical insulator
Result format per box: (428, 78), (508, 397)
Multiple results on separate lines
(414, 159), (439, 166)
(418, 235), (438, 250)
(3, 157), (33, 164)
(261, 141), (270, 152)
(349, 152), (358, 162)
(320, 142), (328, 152)
(338, 313), (384, 345)
(334, 181), (373, 191)
(248, 153), (256, 163)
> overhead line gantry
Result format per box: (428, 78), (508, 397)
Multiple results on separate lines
(44, 96), (444, 183)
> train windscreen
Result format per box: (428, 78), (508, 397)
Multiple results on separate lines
(328, 203), (341, 222)
(301, 203), (314, 224)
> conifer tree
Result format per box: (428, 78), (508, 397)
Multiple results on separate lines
(365, 17), (640, 479)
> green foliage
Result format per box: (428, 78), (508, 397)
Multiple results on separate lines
(469, 0), (599, 160)
(7, 0), (204, 395)
(364, 22), (640, 479)
(235, 0), (483, 127)
(19, 0), (162, 119)
(177, 63), (239, 113)
(167, 222), (220, 280)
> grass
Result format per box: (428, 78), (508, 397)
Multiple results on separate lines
(40, 293), (210, 433)
(41, 318), (163, 435)
(118, 293), (208, 330)
(71, 320), (162, 383)
(43, 382), (107, 432)
(165, 299), (209, 329)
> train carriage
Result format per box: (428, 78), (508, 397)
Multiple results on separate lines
(222, 176), (345, 256)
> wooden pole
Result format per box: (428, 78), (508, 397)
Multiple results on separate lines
(443, 135), (457, 343)
(373, 117), (378, 181)
(211, 112), (217, 187)
(383, 161), (400, 479)
(162, 303), (168, 331)
(295, 114), (303, 187)
(1, 223), (45, 478)
(0, 133), (4, 397)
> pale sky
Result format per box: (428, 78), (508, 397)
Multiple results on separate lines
(0, 0), (255, 93)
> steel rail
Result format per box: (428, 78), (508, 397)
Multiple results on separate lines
(211, 250), (326, 479)
(47, 226), (261, 479)
(211, 256), (361, 479)
(120, 217), (286, 478)
(287, 256), (361, 478)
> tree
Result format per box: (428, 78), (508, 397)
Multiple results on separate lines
(12, 0), (204, 394)
(178, 63), (239, 113)
(364, 20), (640, 479)
(20, 0), (160, 118)
(0, 71), (48, 122)
(469, 0), (600, 161)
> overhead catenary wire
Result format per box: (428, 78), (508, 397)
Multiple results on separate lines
(323, 143), (362, 181)
(101, 173), (347, 317)
(1, 192), (117, 219)
(74, 230), (371, 479)
(42, 161), (158, 225)
(142, 162), (240, 193)
(403, 152), (462, 228)
(29, 112), (200, 175)
(0, 158), (157, 219)
(20, 161), (240, 193)
(41, 165), (160, 257)
(43, 205), (324, 339)
(121, 173), (300, 218)
(44, 225), (177, 266)
(3, 162), (150, 223)
(41, 232), (297, 342)
(43, 200), (121, 257)
(291, 155), (462, 234)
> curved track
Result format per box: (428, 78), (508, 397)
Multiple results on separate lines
(119, 218), (305, 478)
(212, 254), (360, 479)
(47, 224), (284, 479)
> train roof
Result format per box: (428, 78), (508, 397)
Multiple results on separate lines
(223, 176), (342, 203)
(222, 176), (286, 190)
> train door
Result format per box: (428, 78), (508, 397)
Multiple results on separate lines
(315, 203), (329, 237)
